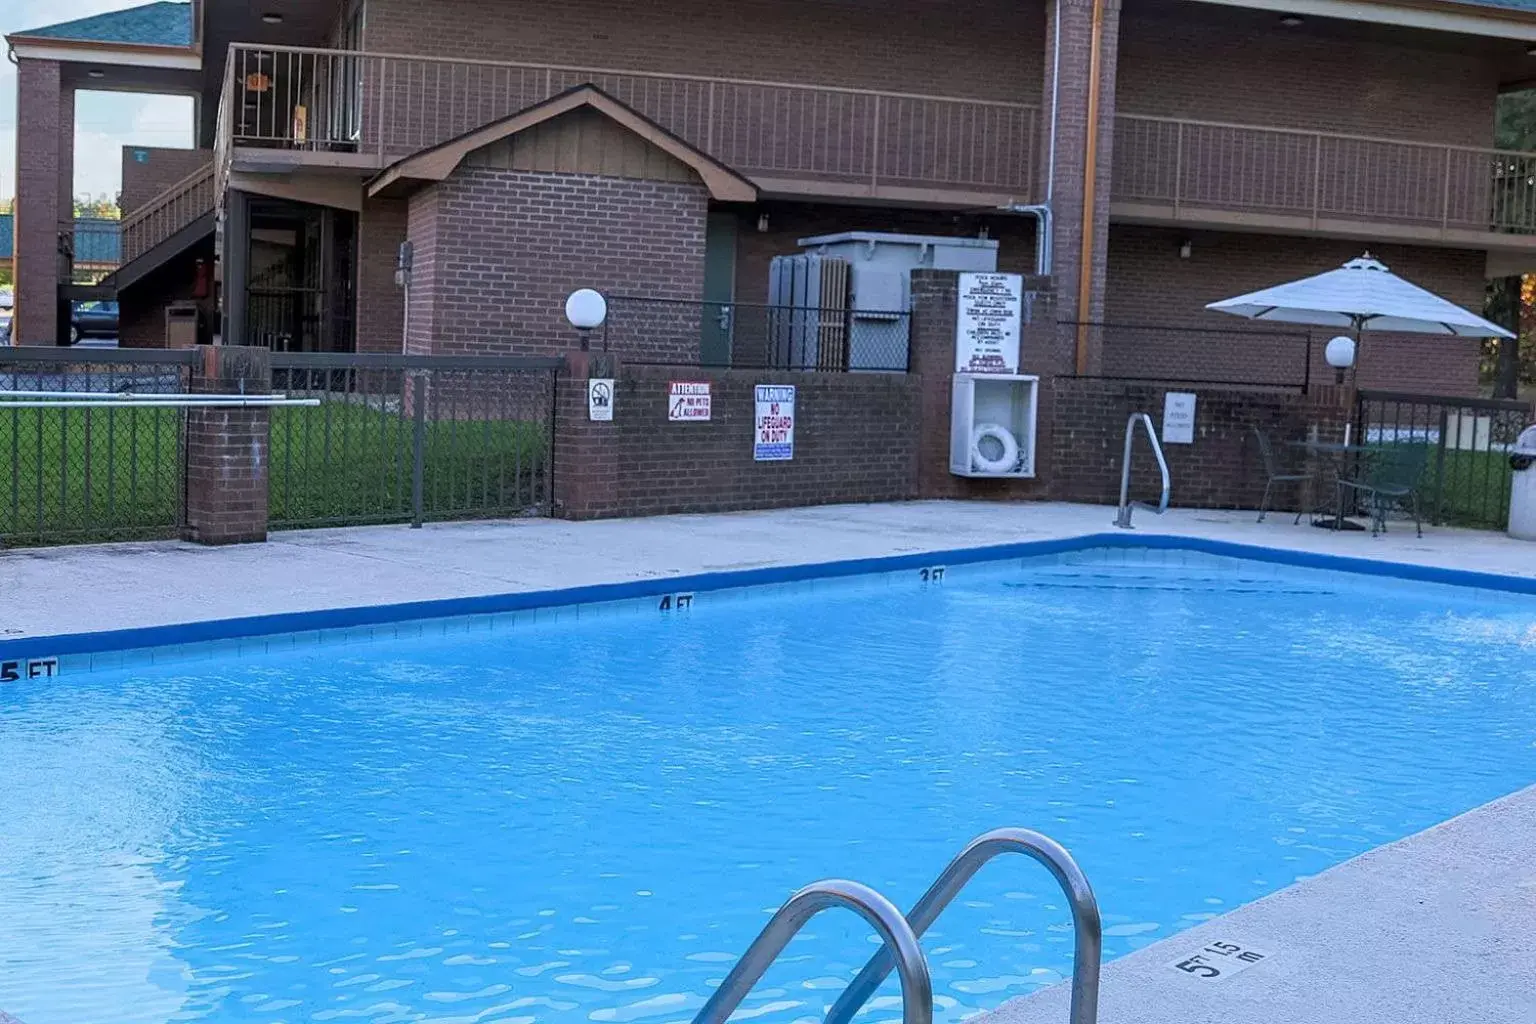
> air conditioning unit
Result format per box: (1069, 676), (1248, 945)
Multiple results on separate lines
(772, 232), (1001, 371)
(768, 253), (851, 370)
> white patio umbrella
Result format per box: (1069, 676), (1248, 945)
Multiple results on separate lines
(1206, 253), (1513, 338)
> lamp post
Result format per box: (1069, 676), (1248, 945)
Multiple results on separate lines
(1324, 335), (1356, 385)
(564, 288), (608, 351)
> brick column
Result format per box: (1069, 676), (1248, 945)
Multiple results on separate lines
(909, 270), (1056, 500)
(1040, 0), (1121, 373)
(183, 346), (271, 545)
(552, 350), (620, 520)
(14, 59), (73, 345)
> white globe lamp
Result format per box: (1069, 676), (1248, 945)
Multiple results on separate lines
(1324, 335), (1356, 384)
(565, 288), (608, 350)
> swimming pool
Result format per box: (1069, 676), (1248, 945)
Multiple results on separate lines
(3, 545), (1535, 1024)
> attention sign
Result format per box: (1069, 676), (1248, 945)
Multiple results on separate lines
(668, 381), (712, 421)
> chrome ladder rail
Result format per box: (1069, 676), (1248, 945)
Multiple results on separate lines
(691, 879), (933, 1024)
(1114, 412), (1171, 529)
(824, 828), (1102, 1024)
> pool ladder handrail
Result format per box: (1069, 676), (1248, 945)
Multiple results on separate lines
(1115, 412), (1171, 529)
(823, 828), (1102, 1024)
(690, 879), (934, 1024)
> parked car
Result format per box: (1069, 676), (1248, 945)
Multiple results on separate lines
(71, 300), (118, 343)
(0, 288), (12, 343)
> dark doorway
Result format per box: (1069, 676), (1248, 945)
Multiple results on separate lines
(245, 199), (356, 351)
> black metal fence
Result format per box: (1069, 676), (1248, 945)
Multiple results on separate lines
(603, 297), (912, 371)
(1085, 321), (1316, 391)
(1355, 389), (1532, 529)
(268, 353), (561, 529)
(0, 347), (196, 546)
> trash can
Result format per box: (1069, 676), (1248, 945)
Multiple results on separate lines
(165, 302), (200, 348)
(1510, 425), (1536, 541)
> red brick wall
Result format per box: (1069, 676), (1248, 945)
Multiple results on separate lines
(118, 238), (216, 348)
(406, 168), (708, 359)
(554, 363), (920, 519)
(404, 187), (441, 357)
(1118, 0), (1497, 146)
(14, 59), (71, 345)
(364, 0), (1044, 103)
(184, 346), (271, 544)
(1049, 377), (1349, 510)
(357, 197), (408, 353)
(1104, 225), (1486, 396)
(119, 148), (213, 216)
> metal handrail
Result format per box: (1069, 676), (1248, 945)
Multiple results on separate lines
(1114, 412), (1170, 529)
(824, 828), (1101, 1024)
(690, 880), (932, 1024)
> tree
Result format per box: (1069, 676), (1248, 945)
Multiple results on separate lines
(1485, 90), (1536, 397)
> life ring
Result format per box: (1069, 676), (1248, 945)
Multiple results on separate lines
(971, 423), (1019, 474)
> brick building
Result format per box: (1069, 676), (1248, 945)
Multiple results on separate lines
(8, 0), (1536, 395)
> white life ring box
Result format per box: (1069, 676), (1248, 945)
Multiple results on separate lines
(950, 374), (1038, 478)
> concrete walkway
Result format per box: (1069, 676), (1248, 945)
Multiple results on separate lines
(3, 500), (1535, 638)
(984, 784), (1536, 1024)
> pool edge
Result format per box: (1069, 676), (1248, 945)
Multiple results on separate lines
(5, 530), (1534, 661)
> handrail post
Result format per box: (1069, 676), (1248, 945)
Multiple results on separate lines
(824, 828), (1101, 1024)
(1441, 146), (1452, 233)
(1173, 119), (1183, 211)
(691, 880), (932, 1024)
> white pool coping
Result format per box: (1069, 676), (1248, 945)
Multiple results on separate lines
(980, 782), (1536, 1024)
(4, 500), (1535, 640)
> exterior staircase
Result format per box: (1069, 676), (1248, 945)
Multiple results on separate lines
(101, 162), (216, 294)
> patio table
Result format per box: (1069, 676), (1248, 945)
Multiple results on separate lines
(1287, 440), (1391, 531)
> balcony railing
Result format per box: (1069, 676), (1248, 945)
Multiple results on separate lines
(216, 44), (1039, 197)
(1114, 113), (1536, 236)
(121, 162), (215, 265)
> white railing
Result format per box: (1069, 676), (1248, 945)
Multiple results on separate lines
(1114, 113), (1536, 235)
(219, 44), (1039, 194)
(120, 162), (216, 265)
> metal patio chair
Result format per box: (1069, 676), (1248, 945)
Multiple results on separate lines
(1336, 445), (1429, 537)
(1251, 426), (1311, 523)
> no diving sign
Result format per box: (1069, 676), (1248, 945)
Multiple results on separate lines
(754, 385), (795, 461)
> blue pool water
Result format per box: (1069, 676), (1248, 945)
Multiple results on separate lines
(4, 549), (1536, 1024)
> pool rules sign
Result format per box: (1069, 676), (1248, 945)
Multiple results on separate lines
(955, 272), (1024, 374)
(754, 385), (796, 461)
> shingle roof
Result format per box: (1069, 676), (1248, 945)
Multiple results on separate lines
(12, 2), (193, 48)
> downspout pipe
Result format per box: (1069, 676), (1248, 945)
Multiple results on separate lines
(999, 204), (1052, 277)
(1074, 0), (1108, 375)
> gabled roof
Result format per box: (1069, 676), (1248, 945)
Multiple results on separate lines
(9, 2), (193, 48)
(368, 85), (757, 202)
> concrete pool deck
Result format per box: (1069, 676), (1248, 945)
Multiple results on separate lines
(3, 500), (1535, 638)
(4, 500), (1536, 1023)
(983, 783), (1536, 1024)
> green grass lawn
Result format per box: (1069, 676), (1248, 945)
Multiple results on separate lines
(0, 403), (549, 545)
(1423, 446), (1515, 529)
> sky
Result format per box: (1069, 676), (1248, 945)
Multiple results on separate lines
(1, 0), (195, 206)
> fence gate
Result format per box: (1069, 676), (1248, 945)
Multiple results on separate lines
(1355, 389), (1532, 530)
(267, 353), (562, 530)
(0, 348), (197, 547)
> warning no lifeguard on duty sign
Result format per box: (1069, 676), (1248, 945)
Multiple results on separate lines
(754, 385), (796, 461)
